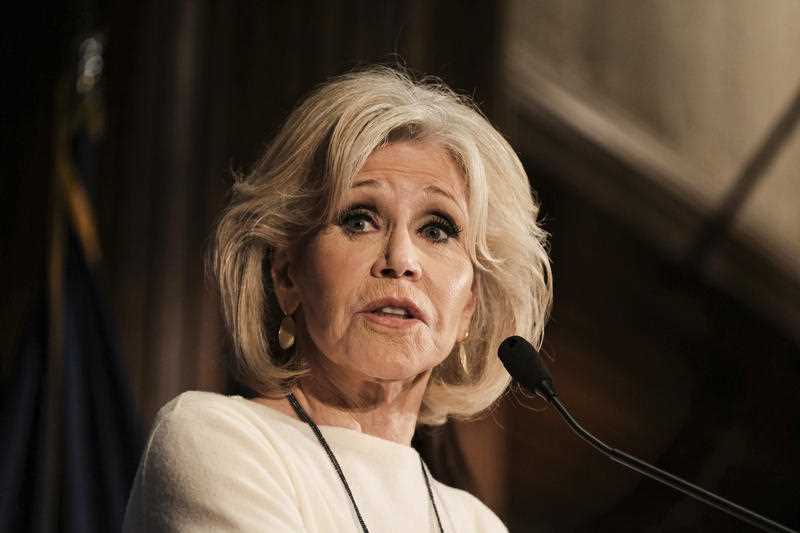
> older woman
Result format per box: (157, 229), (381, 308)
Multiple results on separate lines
(123, 67), (551, 532)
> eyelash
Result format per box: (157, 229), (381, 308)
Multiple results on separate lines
(336, 206), (463, 244)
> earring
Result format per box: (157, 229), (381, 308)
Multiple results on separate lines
(459, 331), (470, 376)
(278, 313), (296, 350)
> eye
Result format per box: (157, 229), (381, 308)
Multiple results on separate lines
(336, 206), (379, 235)
(419, 213), (462, 244)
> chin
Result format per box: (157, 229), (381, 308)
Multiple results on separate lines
(364, 365), (429, 383)
(347, 345), (442, 383)
(310, 326), (447, 383)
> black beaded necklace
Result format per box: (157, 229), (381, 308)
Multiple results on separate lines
(287, 393), (445, 533)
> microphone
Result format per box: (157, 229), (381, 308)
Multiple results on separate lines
(498, 335), (797, 533)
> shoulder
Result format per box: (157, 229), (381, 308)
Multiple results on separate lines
(140, 391), (293, 484)
(154, 390), (256, 429)
(151, 391), (251, 434)
(435, 482), (508, 533)
(142, 392), (262, 462)
(123, 391), (305, 531)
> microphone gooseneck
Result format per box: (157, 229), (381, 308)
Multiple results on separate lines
(498, 335), (797, 533)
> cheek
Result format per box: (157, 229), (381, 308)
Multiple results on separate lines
(298, 267), (337, 324)
(293, 235), (367, 338)
(430, 255), (474, 328)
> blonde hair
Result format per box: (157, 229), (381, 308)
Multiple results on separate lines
(210, 67), (552, 425)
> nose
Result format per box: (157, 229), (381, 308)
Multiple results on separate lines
(371, 225), (422, 281)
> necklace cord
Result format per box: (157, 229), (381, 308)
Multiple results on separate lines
(286, 393), (444, 533)
(420, 457), (445, 532)
(287, 393), (370, 533)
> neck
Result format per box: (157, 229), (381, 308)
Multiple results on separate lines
(291, 362), (431, 446)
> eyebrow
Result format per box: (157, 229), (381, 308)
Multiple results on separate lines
(351, 178), (466, 215)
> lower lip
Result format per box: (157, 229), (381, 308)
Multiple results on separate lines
(361, 312), (422, 330)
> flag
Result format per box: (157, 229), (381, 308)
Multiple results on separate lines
(0, 34), (142, 533)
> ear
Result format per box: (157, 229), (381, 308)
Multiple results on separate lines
(458, 281), (478, 341)
(270, 247), (301, 315)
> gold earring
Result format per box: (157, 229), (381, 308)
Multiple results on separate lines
(278, 313), (296, 350)
(459, 333), (470, 376)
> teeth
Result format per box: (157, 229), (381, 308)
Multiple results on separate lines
(379, 306), (409, 317)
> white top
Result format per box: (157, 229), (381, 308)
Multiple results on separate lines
(123, 391), (507, 532)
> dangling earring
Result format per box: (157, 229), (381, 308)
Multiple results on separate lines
(459, 331), (470, 376)
(278, 313), (296, 350)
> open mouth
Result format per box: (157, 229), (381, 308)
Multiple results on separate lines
(361, 298), (426, 329)
(371, 306), (413, 319)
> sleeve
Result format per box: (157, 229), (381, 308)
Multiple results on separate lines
(123, 394), (306, 532)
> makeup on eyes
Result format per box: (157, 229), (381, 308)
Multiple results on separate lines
(335, 203), (463, 243)
(425, 211), (463, 240)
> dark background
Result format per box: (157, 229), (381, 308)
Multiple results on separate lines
(2, 2), (799, 532)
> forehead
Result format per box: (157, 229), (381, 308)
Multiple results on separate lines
(350, 141), (467, 209)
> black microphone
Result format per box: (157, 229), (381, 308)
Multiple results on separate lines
(498, 335), (797, 533)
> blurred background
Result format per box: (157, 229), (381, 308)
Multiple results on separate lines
(2, 1), (799, 531)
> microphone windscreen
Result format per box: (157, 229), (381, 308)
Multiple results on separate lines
(498, 335), (556, 397)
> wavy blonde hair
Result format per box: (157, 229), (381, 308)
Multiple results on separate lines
(210, 67), (552, 425)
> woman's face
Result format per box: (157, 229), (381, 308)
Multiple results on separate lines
(275, 141), (475, 383)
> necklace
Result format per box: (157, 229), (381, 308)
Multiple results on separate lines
(287, 393), (445, 533)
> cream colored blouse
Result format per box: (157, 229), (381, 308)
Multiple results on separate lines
(123, 391), (507, 532)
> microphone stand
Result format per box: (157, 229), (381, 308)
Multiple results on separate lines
(547, 394), (796, 533)
(499, 335), (797, 532)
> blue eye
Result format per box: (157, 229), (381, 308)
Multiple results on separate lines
(419, 214), (462, 244)
(336, 205), (462, 244)
(422, 225), (447, 242)
(337, 208), (378, 235)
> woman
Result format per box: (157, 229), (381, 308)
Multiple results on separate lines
(123, 67), (552, 532)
